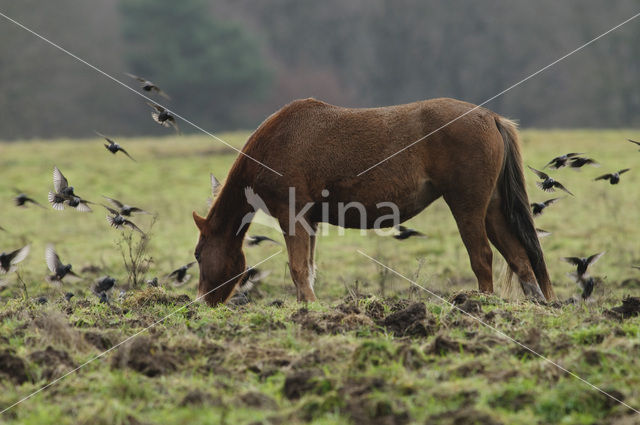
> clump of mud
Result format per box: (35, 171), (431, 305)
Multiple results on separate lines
(84, 331), (113, 351)
(290, 306), (375, 335)
(179, 390), (220, 407)
(379, 302), (435, 337)
(0, 350), (30, 384)
(111, 336), (179, 377)
(605, 296), (640, 320)
(339, 377), (410, 425)
(283, 369), (325, 400)
(29, 346), (76, 381)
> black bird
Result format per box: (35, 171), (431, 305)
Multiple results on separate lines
(92, 276), (116, 295)
(571, 274), (597, 300)
(48, 166), (93, 212)
(64, 292), (74, 302)
(246, 235), (280, 246)
(594, 169), (630, 185)
(98, 292), (109, 304)
(96, 132), (136, 161)
(14, 189), (45, 208)
(45, 244), (80, 282)
(628, 139), (640, 151)
(147, 277), (159, 288)
(125, 73), (170, 98)
(0, 245), (30, 274)
(543, 153), (583, 169)
(103, 196), (150, 217)
(528, 166), (574, 195)
(563, 252), (605, 279)
(103, 205), (145, 234)
(530, 198), (561, 217)
(393, 225), (426, 240)
(147, 102), (179, 131)
(568, 157), (599, 169)
(237, 267), (271, 293)
(168, 262), (196, 286)
(35, 296), (48, 305)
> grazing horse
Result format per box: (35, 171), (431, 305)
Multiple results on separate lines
(193, 97), (556, 305)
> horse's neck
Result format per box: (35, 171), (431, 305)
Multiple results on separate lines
(207, 182), (252, 245)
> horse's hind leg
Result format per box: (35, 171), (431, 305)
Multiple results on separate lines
(445, 195), (494, 294)
(485, 197), (545, 299)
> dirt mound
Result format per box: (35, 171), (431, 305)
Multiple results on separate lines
(337, 377), (409, 425)
(379, 302), (433, 337)
(291, 308), (375, 334)
(84, 332), (113, 351)
(428, 407), (503, 425)
(29, 346), (76, 380)
(179, 390), (220, 407)
(125, 288), (191, 308)
(365, 300), (386, 320)
(239, 391), (277, 409)
(605, 296), (640, 320)
(0, 350), (29, 384)
(111, 336), (179, 377)
(282, 369), (324, 400)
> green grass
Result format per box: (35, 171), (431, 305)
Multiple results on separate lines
(0, 130), (639, 424)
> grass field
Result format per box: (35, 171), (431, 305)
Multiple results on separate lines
(0, 129), (639, 424)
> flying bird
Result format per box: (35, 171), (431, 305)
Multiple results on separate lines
(92, 276), (116, 295)
(45, 244), (80, 282)
(246, 235), (280, 246)
(563, 252), (605, 279)
(536, 228), (552, 238)
(528, 166), (574, 195)
(594, 169), (630, 185)
(103, 196), (150, 216)
(0, 245), (30, 274)
(237, 267), (271, 294)
(570, 274), (597, 300)
(96, 132), (135, 161)
(168, 262), (196, 286)
(103, 205), (145, 234)
(147, 102), (179, 131)
(48, 166), (93, 212)
(125, 73), (170, 98)
(14, 189), (45, 208)
(393, 225), (426, 240)
(628, 139), (640, 151)
(543, 153), (583, 169)
(530, 198), (561, 217)
(568, 157), (599, 169)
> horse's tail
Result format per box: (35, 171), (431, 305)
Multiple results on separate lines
(494, 116), (553, 300)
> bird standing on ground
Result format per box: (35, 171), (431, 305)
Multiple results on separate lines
(0, 245), (30, 274)
(103, 205), (145, 234)
(14, 189), (45, 208)
(168, 262), (196, 286)
(246, 235), (280, 246)
(530, 198), (561, 217)
(96, 132), (136, 161)
(568, 157), (599, 169)
(147, 102), (179, 131)
(103, 196), (150, 217)
(92, 276), (116, 295)
(595, 169), (630, 185)
(563, 252), (605, 279)
(528, 166), (574, 195)
(393, 225), (427, 240)
(125, 73), (170, 98)
(48, 166), (93, 212)
(45, 244), (80, 282)
(543, 153), (583, 169)
(147, 277), (159, 288)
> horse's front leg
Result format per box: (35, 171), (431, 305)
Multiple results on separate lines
(283, 222), (317, 302)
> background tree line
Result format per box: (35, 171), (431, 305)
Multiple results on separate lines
(1, 0), (639, 140)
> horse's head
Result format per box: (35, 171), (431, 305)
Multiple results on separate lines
(192, 211), (246, 306)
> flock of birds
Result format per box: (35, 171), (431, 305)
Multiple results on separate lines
(1, 80), (640, 303)
(0, 73), (279, 305)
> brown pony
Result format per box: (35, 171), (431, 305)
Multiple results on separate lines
(193, 97), (556, 305)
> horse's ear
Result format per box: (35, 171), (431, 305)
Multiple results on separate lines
(193, 211), (206, 231)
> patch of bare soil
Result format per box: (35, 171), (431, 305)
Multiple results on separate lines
(425, 334), (487, 356)
(338, 377), (410, 425)
(511, 328), (544, 358)
(0, 350), (29, 384)
(239, 391), (278, 409)
(179, 390), (220, 407)
(282, 369), (325, 400)
(365, 300), (386, 320)
(605, 296), (640, 320)
(29, 346), (75, 380)
(427, 407), (504, 425)
(84, 331), (113, 351)
(290, 307), (376, 334)
(379, 302), (435, 337)
(111, 336), (179, 377)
